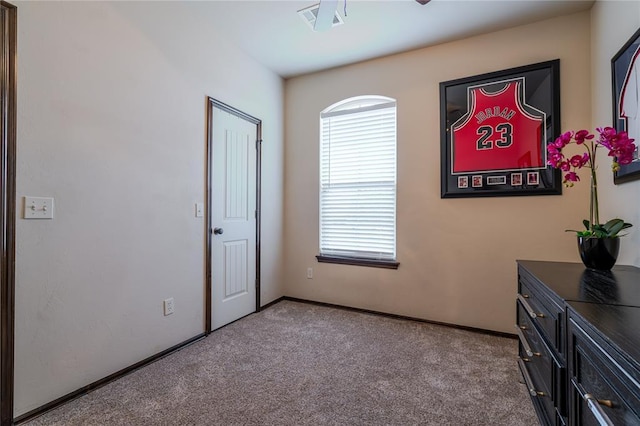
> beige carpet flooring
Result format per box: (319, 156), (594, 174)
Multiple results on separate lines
(23, 300), (538, 425)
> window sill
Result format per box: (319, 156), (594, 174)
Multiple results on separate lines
(316, 255), (399, 269)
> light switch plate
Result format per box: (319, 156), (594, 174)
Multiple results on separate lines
(195, 202), (204, 218)
(24, 196), (54, 219)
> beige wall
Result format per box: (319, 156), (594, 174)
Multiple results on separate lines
(591, 0), (640, 267)
(284, 11), (592, 334)
(14, 1), (284, 416)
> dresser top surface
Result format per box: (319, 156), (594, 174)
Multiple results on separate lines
(517, 260), (640, 308)
(568, 301), (640, 369)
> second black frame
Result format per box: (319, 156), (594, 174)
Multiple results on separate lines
(612, 26), (640, 184)
(440, 60), (562, 198)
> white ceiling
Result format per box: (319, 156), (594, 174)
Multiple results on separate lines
(170, 0), (595, 79)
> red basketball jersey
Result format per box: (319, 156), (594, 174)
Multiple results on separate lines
(451, 79), (544, 174)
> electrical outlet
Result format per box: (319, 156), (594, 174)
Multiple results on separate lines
(307, 267), (313, 279)
(163, 298), (175, 316)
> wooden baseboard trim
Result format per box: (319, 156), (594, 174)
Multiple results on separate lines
(281, 296), (517, 339)
(14, 333), (207, 425)
(259, 296), (285, 311)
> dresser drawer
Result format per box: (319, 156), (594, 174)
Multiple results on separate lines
(518, 358), (555, 426)
(517, 301), (567, 421)
(569, 317), (640, 425)
(519, 271), (563, 356)
(517, 301), (554, 396)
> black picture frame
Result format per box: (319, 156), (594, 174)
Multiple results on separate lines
(612, 27), (640, 184)
(440, 60), (562, 198)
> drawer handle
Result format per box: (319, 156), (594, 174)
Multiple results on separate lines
(515, 325), (540, 357)
(571, 378), (615, 426)
(517, 359), (545, 397)
(517, 294), (545, 318)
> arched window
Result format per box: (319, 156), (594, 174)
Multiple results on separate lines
(318, 95), (397, 266)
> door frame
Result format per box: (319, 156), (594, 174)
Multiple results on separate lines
(0, 1), (16, 424)
(205, 97), (262, 334)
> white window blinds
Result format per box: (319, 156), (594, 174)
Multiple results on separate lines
(320, 97), (397, 261)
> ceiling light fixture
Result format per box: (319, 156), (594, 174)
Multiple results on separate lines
(298, 2), (343, 32)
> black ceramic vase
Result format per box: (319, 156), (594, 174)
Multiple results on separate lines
(577, 236), (620, 270)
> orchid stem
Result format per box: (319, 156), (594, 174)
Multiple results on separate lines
(589, 142), (599, 231)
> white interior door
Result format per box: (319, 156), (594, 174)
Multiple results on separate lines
(210, 106), (257, 330)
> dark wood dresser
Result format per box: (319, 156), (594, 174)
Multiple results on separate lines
(516, 260), (640, 426)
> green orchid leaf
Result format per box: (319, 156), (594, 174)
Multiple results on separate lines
(606, 220), (625, 236)
(568, 219), (632, 238)
(571, 229), (593, 237)
(593, 227), (608, 238)
(592, 219), (635, 237)
(603, 218), (623, 232)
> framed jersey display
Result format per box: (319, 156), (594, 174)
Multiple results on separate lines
(440, 60), (562, 198)
(612, 26), (640, 184)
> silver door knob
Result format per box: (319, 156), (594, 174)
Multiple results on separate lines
(213, 227), (224, 235)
